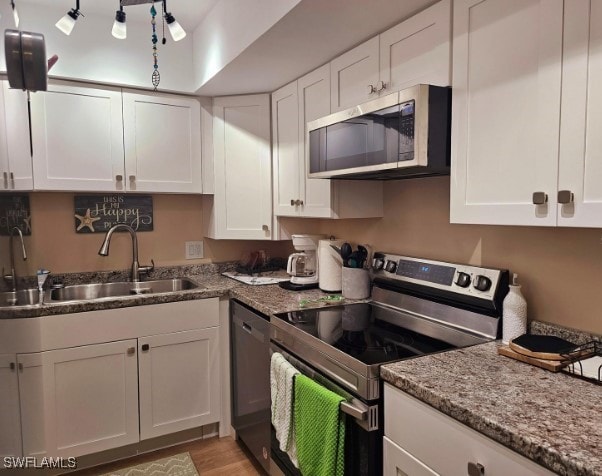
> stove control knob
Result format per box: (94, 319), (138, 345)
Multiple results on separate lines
(372, 258), (384, 270)
(473, 275), (492, 292)
(455, 272), (471, 288)
(384, 260), (397, 273)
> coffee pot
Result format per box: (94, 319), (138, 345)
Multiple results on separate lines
(280, 234), (325, 290)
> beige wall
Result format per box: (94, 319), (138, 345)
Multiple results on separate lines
(306, 177), (601, 334)
(0, 193), (293, 276)
(1, 179), (600, 334)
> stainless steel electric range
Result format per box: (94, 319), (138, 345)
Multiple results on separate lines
(270, 253), (509, 476)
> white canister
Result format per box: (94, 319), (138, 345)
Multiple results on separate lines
(342, 267), (371, 300)
(318, 239), (344, 292)
(502, 273), (528, 344)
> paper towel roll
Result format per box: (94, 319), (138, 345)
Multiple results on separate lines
(318, 239), (344, 292)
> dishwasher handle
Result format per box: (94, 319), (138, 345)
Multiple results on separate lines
(233, 314), (267, 343)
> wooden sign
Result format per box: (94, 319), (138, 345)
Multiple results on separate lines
(0, 194), (31, 236)
(74, 195), (153, 233)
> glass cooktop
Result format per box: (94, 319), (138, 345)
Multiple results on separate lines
(273, 303), (457, 365)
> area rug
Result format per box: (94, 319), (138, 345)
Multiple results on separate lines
(98, 452), (199, 476)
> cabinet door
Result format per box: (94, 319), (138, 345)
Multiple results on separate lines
(212, 94), (272, 239)
(0, 82), (9, 188)
(123, 92), (202, 193)
(330, 36), (379, 112)
(18, 340), (139, 457)
(558, 1), (602, 227)
(450, 0), (563, 226)
(379, 0), (451, 94)
(30, 83), (125, 191)
(138, 328), (220, 440)
(0, 355), (22, 457)
(272, 81), (300, 217)
(298, 64), (334, 218)
(1, 81), (33, 190)
(384, 436), (438, 476)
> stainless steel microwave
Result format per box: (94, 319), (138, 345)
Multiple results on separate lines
(307, 84), (451, 179)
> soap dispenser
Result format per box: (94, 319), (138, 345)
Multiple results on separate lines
(502, 273), (527, 344)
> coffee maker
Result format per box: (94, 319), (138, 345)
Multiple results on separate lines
(279, 234), (326, 290)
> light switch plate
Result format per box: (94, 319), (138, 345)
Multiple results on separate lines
(185, 241), (204, 260)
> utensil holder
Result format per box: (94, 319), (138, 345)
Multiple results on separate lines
(342, 267), (370, 300)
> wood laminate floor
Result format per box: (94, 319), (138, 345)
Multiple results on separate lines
(72, 437), (264, 476)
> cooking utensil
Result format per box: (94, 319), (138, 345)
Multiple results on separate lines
(340, 242), (352, 266)
(357, 245), (368, 268)
(5, 30), (49, 92)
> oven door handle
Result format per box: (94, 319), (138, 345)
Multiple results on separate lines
(340, 401), (366, 421)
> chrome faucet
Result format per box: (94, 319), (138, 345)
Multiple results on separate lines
(3, 227), (27, 292)
(98, 224), (154, 282)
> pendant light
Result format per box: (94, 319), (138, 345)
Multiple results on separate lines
(163, 0), (186, 41)
(56, 0), (82, 36)
(112, 4), (126, 39)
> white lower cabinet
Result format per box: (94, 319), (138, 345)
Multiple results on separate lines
(138, 327), (220, 440)
(384, 383), (555, 476)
(0, 355), (22, 457)
(18, 340), (139, 458)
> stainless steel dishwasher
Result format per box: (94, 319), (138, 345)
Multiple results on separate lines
(231, 300), (271, 474)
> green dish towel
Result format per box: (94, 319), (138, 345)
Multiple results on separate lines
(294, 374), (345, 476)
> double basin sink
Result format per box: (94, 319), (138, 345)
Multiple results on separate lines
(0, 278), (201, 308)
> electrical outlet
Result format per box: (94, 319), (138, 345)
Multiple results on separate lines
(185, 241), (204, 260)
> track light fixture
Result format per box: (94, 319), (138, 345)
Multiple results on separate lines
(11, 0), (19, 28)
(55, 0), (83, 36)
(112, 4), (127, 39)
(163, 0), (186, 42)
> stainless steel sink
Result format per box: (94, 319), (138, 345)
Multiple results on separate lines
(0, 288), (41, 307)
(50, 278), (201, 302)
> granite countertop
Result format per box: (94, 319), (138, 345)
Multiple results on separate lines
(381, 342), (601, 476)
(0, 264), (343, 319)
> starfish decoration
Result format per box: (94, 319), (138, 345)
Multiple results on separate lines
(22, 213), (31, 234)
(75, 209), (101, 232)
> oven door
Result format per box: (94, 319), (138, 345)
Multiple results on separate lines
(270, 342), (382, 476)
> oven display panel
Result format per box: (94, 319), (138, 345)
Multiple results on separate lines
(396, 260), (456, 286)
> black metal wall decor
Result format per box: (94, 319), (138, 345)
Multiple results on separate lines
(0, 194), (31, 236)
(74, 195), (153, 233)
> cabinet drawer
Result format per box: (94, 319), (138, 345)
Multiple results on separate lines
(384, 384), (554, 476)
(384, 436), (438, 476)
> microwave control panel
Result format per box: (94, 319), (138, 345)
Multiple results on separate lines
(399, 100), (415, 161)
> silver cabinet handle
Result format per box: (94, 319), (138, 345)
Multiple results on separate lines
(141, 344), (150, 352)
(116, 174), (123, 182)
(9, 172), (14, 187)
(18, 363), (23, 372)
(532, 192), (548, 205)
(298, 200), (304, 206)
(367, 84), (376, 95)
(290, 199), (295, 206)
(3, 172), (7, 188)
(127, 347), (136, 355)
(467, 462), (485, 476)
(129, 175), (136, 181)
(558, 190), (574, 204)
(262, 224), (269, 231)
(9, 362), (15, 371)
(376, 80), (386, 92)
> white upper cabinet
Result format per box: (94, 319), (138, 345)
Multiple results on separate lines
(30, 82), (202, 193)
(330, 37), (380, 112)
(330, 0), (451, 112)
(272, 66), (383, 220)
(272, 81), (300, 216)
(208, 94), (272, 240)
(123, 92), (201, 193)
(30, 83), (126, 192)
(451, 0), (602, 228)
(557, 0), (602, 227)
(0, 81), (33, 191)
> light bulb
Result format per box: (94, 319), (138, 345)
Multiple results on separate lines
(165, 13), (186, 41)
(112, 9), (126, 39)
(55, 9), (79, 36)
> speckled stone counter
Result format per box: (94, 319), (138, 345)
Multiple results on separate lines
(381, 341), (601, 476)
(0, 264), (343, 319)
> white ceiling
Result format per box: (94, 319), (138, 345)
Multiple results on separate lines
(19, 0), (219, 31)
(197, 0), (438, 96)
